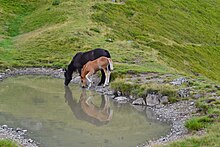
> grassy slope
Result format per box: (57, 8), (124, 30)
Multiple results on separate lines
(92, 0), (220, 81)
(0, 0), (219, 81)
(0, 0), (174, 73)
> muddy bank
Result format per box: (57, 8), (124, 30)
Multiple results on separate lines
(0, 68), (198, 147)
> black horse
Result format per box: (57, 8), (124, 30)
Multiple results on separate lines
(64, 48), (111, 86)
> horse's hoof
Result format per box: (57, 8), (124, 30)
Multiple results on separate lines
(103, 84), (108, 87)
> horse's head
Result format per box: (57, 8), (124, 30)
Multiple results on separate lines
(64, 68), (72, 86)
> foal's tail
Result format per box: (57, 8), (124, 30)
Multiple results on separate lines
(107, 58), (113, 71)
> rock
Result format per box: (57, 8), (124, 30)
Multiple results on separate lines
(145, 94), (161, 106)
(114, 96), (128, 103)
(190, 102), (195, 105)
(160, 96), (169, 104)
(2, 125), (8, 129)
(215, 85), (220, 90)
(132, 98), (146, 105)
(16, 128), (22, 132)
(170, 77), (187, 86)
(117, 91), (122, 96)
(205, 99), (216, 103)
(5, 69), (11, 73)
(103, 90), (114, 95)
(95, 86), (105, 93)
(193, 93), (203, 99)
(177, 88), (190, 98)
(28, 139), (34, 143)
(71, 76), (81, 83)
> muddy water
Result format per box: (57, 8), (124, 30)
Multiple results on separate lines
(0, 76), (170, 147)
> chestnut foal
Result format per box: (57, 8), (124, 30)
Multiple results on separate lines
(81, 56), (113, 88)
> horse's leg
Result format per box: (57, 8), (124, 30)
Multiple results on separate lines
(105, 67), (111, 86)
(105, 66), (111, 85)
(103, 68), (108, 87)
(98, 69), (105, 86)
(107, 71), (111, 85)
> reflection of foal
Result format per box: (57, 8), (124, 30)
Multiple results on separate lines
(80, 90), (113, 122)
(64, 86), (113, 126)
(81, 56), (113, 88)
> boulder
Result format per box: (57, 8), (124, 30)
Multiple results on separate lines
(132, 98), (146, 105)
(145, 94), (161, 106)
(114, 96), (128, 104)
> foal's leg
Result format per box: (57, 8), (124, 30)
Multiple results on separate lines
(86, 71), (94, 88)
(86, 74), (92, 89)
(86, 96), (92, 105)
(86, 72), (93, 83)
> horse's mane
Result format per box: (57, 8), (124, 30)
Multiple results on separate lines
(67, 52), (83, 74)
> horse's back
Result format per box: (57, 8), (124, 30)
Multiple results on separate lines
(91, 48), (111, 59)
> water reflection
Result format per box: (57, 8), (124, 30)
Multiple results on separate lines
(64, 86), (113, 126)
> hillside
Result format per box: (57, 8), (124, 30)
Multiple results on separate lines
(0, 0), (220, 82)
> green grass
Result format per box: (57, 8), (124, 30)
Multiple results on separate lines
(0, 139), (19, 147)
(185, 116), (214, 131)
(111, 78), (177, 99)
(166, 123), (220, 147)
(92, 0), (220, 82)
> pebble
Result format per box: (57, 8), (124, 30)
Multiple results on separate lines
(2, 125), (8, 129)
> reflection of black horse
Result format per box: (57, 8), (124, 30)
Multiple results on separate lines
(64, 86), (113, 126)
(64, 48), (111, 86)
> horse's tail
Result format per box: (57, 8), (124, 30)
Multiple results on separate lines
(107, 58), (113, 71)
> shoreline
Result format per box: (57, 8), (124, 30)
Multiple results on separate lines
(0, 68), (198, 147)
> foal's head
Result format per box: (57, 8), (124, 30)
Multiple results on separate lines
(80, 68), (87, 88)
(64, 68), (72, 86)
(81, 76), (87, 88)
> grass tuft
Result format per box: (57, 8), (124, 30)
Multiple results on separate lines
(0, 139), (19, 147)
